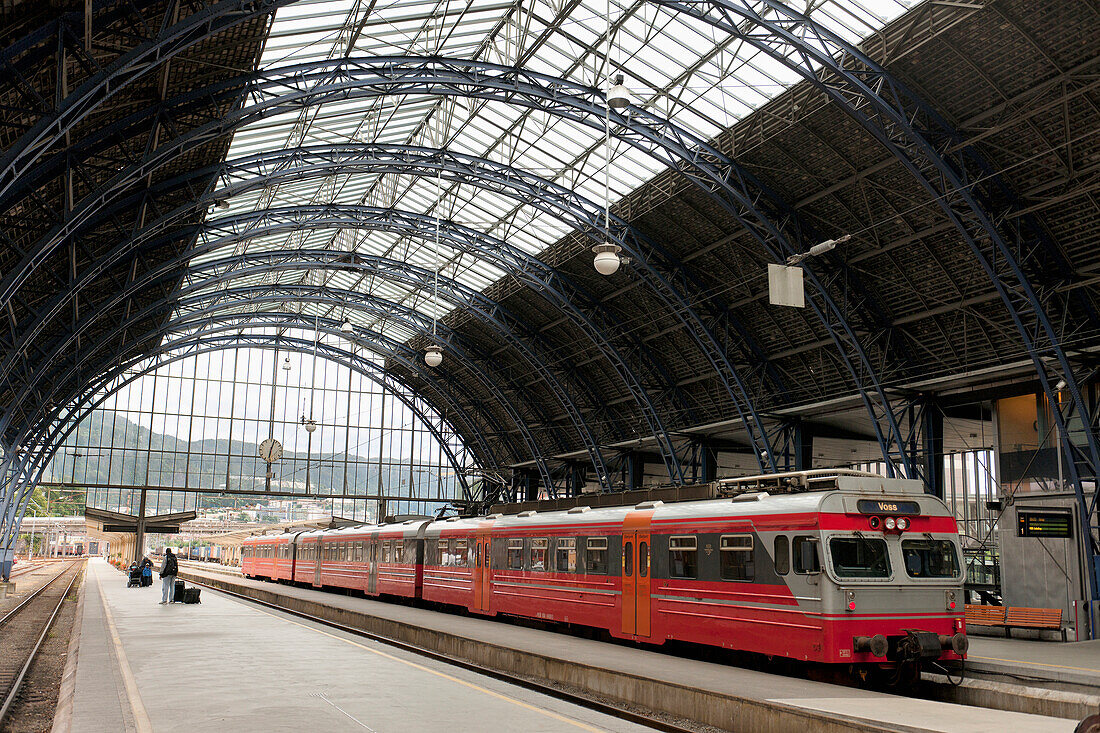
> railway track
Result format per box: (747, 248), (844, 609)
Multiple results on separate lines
(0, 561), (82, 725)
(187, 577), (704, 733)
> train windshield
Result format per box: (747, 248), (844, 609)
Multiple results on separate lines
(901, 539), (960, 578)
(829, 537), (891, 578)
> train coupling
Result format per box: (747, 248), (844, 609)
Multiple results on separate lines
(898, 630), (968, 661)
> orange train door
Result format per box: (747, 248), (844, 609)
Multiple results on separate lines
(473, 524), (494, 613)
(622, 510), (653, 638)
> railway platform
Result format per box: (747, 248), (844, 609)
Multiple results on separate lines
(180, 560), (1100, 694)
(63, 558), (665, 733)
(165, 565), (1093, 732)
(966, 636), (1100, 690)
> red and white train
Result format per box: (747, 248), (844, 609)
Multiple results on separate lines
(241, 470), (968, 675)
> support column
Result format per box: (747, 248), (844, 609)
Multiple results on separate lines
(134, 486), (148, 563)
(922, 399), (945, 499)
(625, 452), (645, 491)
(696, 441), (718, 483)
(794, 419), (814, 472)
(568, 463), (587, 497)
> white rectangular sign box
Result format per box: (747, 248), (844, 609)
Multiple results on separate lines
(768, 263), (805, 308)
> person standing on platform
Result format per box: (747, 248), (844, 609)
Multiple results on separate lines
(159, 548), (178, 604)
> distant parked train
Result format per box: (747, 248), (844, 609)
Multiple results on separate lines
(159, 545), (223, 563)
(241, 470), (968, 678)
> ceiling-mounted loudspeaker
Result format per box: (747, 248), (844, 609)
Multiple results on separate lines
(424, 345), (443, 367)
(607, 74), (631, 109)
(281, 355), (292, 371)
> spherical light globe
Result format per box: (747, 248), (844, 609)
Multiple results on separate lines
(593, 249), (621, 275)
(340, 318), (354, 333)
(304, 420), (317, 434)
(424, 346), (443, 367)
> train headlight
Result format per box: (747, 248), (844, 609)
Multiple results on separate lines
(846, 590), (856, 611)
(884, 516), (896, 530)
(896, 517), (910, 530)
(868, 516), (882, 530)
(946, 590), (957, 611)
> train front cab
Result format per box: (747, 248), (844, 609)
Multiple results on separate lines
(815, 489), (968, 672)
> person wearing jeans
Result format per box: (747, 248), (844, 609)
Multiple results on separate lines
(159, 548), (178, 604)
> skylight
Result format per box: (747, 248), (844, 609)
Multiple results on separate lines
(178, 0), (912, 351)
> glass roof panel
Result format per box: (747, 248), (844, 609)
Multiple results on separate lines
(180, 0), (913, 357)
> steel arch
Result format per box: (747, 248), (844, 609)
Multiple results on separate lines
(4, 240), (628, 487)
(0, 326), (495, 525)
(6, 264), (578, 492)
(7, 141), (784, 457)
(52, 294), (565, 489)
(4, 56), (915, 477)
(4, 211), (688, 486)
(0, 329), (488, 571)
(0, 0), (287, 200)
(659, 0), (1100, 596)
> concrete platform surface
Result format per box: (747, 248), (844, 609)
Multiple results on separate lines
(68, 558), (668, 733)
(177, 566), (1082, 732)
(967, 635), (1100, 688)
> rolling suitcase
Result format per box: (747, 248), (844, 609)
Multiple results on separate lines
(174, 579), (186, 602)
(183, 587), (201, 604)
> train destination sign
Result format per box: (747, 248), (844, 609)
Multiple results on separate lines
(856, 499), (921, 516)
(1016, 510), (1073, 538)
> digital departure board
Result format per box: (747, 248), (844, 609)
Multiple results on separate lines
(1016, 510), (1072, 538)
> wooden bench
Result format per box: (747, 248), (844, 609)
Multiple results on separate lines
(965, 603), (1006, 627)
(1005, 606), (1066, 641)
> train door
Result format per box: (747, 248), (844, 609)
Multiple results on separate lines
(622, 511), (653, 638)
(473, 529), (492, 613)
(368, 538), (378, 594)
(314, 539), (323, 587)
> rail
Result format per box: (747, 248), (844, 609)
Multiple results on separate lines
(0, 561), (82, 725)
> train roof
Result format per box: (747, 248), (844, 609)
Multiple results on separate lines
(249, 472), (945, 540)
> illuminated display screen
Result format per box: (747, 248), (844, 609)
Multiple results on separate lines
(1017, 510), (1072, 538)
(856, 499), (921, 516)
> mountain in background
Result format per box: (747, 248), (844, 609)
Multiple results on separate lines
(45, 409), (452, 498)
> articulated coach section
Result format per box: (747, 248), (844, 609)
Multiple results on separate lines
(242, 470), (968, 678)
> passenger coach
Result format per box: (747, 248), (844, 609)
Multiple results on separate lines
(241, 469), (968, 677)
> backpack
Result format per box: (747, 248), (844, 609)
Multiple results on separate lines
(163, 554), (178, 577)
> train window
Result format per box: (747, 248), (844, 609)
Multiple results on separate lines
(475, 543), (482, 568)
(830, 537), (890, 578)
(773, 536), (790, 575)
(555, 538), (576, 572)
(623, 541), (633, 577)
(793, 536), (821, 574)
(639, 541), (649, 577)
(584, 538), (608, 574)
(404, 540), (416, 564)
(720, 535), (755, 581)
(530, 538), (548, 571)
(454, 540), (469, 568)
(901, 539), (959, 578)
(507, 539), (524, 570)
(356, 542), (364, 562)
(381, 542), (391, 563)
(437, 539), (450, 566)
(668, 536), (697, 578)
